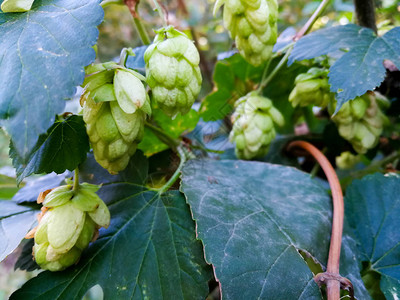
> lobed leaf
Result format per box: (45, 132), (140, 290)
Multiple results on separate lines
(345, 173), (400, 299)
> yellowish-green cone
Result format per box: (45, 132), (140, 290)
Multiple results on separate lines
(230, 91), (284, 159)
(81, 64), (150, 174)
(335, 151), (360, 170)
(1, 0), (34, 12)
(30, 183), (110, 272)
(329, 93), (388, 154)
(289, 68), (334, 108)
(214, 0), (278, 66)
(144, 26), (202, 118)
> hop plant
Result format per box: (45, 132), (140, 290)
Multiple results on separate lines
(81, 63), (151, 174)
(230, 92), (284, 159)
(25, 183), (110, 272)
(144, 26), (202, 117)
(214, 0), (278, 66)
(329, 93), (388, 154)
(289, 68), (333, 108)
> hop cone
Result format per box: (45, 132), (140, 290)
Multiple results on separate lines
(230, 92), (284, 159)
(289, 68), (333, 108)
(26, 183), (110, 272)
(81, 64), (151, 174)
(214, 0), (278, 66)
(329, 93), (388, 154)
(1, 0), (34, 12)
(144, 26), (202, 117)
(336, 151), (360, 170)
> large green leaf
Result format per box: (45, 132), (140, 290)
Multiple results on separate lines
(200, 53), (262, 121)
(0, 0), (103, 161)
(345, 173), (400, 299)
(289, 24), (400, 109)
(11, 186), (212, 300)
(181, 160), (370, 299)
(0, 201), (37, 262)
(10, 115), (90, 184)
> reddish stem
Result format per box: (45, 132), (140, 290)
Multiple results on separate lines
(288, 141), (345, 300)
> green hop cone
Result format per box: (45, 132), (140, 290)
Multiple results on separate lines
(1, 0), (35, 12)
(329, 93), (388, 154)
(289, 68), (334, 108)
(29, 183), (110, 272)
(144, 26), (202, 117)
(214, 0), (278, 66)
(335, 151), (360, 170)
(81, 64), (151, 174)
(229, 91), (284, 159)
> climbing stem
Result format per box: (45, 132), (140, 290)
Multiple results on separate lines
(124, 0), (152, 45)
(258, 48), (292, 91)
(288, 141), (353, 300)
(157, 145), (187, 194)
(73, 168), (80, 191)
(294, 0), (331, 40)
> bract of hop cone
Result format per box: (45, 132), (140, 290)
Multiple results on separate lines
(25, 182), (110, 272)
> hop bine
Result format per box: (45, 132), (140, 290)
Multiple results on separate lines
(25, 182), (110, 271)
(214, 0), (278, 66)
(81, 63), (151, 174)
(144, 26), (202, 118)
(230, 91), (284, 159)
(289, 68), (333, 108)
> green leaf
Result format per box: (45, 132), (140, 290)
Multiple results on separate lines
(181, 160), (370, 299)
(139, 109), (199, 156)
(345, 173), (400, 299)
(0, 200), (37, 262)
(10, 115), (90, 184)
(0, 0), (103, 161)
(0, 174), (20, 199)
(289, 24), (400, 109)
(11, 188), (212, 299)
(200, 53), (262, 121)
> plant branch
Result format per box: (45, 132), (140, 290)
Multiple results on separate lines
(151, 0), (168, 27)
(258, 48), (292, 91)
(125, 0), (151, 45)
(354, 0), (377, 33)
(157, 145), (187, 194)
(73, 168), (80, 191)
(288, 141), (353, 300)
(294, 0), (331, 41)
(145, 121), (180, 150)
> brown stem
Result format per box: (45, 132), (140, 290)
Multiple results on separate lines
(294, 0), (330, 41)
(288, 141), (351, 300)
(354, 0), (377, 33)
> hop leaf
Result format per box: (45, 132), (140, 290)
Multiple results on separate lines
(230, 91), (284, 159)
(144, 26), (202, 117)
(215, 0), (278, 66)
(28, 183), (110, 272)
